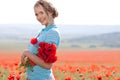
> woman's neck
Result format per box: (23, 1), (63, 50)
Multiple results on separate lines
(45, 15), (54, 27)
(45, 20), (54, 27)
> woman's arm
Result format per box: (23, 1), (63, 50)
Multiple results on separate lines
(21, 50), (52, 70)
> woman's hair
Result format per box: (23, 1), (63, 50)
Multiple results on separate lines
(34, 0), (58, 18)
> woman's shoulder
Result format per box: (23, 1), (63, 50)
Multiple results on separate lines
(47, 27), (60, 35)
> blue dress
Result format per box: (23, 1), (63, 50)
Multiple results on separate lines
(27, 24), (60, 80)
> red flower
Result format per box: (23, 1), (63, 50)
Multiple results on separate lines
(117, 78), (120, 80)
(30, 38), (38, 45)
(16, 75), (20, 80)
(8, 73), (15, 80)
(97, 76), (102, 80)
(38, 42), (57, 63)
(38, 47), (46, 60)
(45, 54), (57, 63)
(44, 43), (56, 56)
(29, 59), (36, 66)
(65, 76), (72, 80)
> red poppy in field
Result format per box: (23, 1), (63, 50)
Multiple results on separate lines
(8, 73), (15, 80)
(117, 78), (120, 80)
(16, 75), (20, 80)
(30, 38), (38, 45)
(64, 76), (72, 80)
(97, 75), (102, 80)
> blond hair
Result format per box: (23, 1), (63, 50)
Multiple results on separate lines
(34, 0), (58, 18)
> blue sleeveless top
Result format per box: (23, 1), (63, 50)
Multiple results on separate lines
(27, 24), (60, 80)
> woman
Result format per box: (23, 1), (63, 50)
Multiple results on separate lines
(21, 0), (60, 80)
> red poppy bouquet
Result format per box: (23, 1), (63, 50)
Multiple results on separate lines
(19, 38), (57, 71)
(37, 42), (57, 63)
(30, 37), (57, 64)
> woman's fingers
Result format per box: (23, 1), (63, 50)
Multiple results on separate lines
(21, 51), (27, 64)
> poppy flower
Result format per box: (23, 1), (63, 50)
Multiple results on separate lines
(38, 47), (46, 60)
(30, 38), (38, 45)
(45, 54), (57, 63)
(38, 42), (57, 63)
(29, 60), (36, 66)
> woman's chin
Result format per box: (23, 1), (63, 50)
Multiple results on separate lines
(41, 22), (47, 26)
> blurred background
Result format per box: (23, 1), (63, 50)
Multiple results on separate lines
(0, 24), (120, 53)
(0, 0), (120, 52)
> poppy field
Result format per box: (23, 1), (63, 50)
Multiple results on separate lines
(0, 49), (120, 80)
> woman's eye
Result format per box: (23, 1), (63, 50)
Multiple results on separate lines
(35, 13), (38, 16)
(39, 11), (43, 14)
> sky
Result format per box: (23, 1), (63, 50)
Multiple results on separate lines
(0, 0), (120, 25)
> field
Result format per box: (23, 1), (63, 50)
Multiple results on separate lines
(0, 49), (120, 80)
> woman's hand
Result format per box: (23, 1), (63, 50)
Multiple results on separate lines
(21, 50), (29, 64)
(20, 49), (52, 69)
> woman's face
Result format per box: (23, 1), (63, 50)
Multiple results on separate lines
(34, 5), (50, 26)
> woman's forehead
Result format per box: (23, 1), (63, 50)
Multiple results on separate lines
(34, 5), (44, 12)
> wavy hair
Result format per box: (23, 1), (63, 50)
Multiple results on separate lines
(34, 0), (58, 18)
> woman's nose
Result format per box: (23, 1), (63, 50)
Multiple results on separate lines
(38, 14), (42, 19)
(37, 14), (42, 20)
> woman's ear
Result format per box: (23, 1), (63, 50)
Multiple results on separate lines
(48, 12), (53, 16)
(47, 12), (54, 19)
